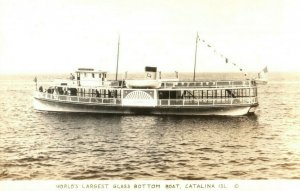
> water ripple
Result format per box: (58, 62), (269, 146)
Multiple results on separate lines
(1, 75), (300, 179)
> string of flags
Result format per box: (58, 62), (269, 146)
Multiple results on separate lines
(196, 35), (246, 73)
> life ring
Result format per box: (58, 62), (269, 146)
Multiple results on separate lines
(147, 73), (152, 78)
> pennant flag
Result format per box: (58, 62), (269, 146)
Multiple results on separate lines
(198, 37), (247, 73)
(263, 66), (268, 73)
(258, 66), (268, 76)
(257, 65), (268, 82)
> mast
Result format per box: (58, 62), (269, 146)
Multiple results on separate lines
(193, 32), (199, 81)
(115, 35), (120, 81)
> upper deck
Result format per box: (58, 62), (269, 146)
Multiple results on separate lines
(160, 80), (256, 89)
(58, 67), (257, 90)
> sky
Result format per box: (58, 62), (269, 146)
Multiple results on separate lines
(0, 0), (300, 74)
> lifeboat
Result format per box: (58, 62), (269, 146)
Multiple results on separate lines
(125, 80), (161, 89)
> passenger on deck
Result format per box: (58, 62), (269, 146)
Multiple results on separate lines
(39, 86), (43, 92)
(226, 89), (236, 98)
(53, 88), (57, 95)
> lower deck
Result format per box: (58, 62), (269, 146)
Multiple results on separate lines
(34, 91), (258, 107)
(33, 97), (257, 116)
(33, 89), (258, 116)
(34, 80), (258, 116)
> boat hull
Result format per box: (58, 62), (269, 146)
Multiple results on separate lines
(33, 97), (257, 116)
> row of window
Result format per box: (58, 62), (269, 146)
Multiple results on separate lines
(48, 87), (257, 100)
(158, 88), (257, 99)
(76, 88), (121, 98)
(76, 72), (107, 79)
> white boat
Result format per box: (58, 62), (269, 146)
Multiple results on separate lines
(33, 36), (262, 116)
(33, 67), (259, 116)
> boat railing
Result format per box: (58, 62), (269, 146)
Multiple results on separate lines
(35, 91), (257, 107)
(35, 92), (121, 105)
(158, 97), (258, 106)
(160, 80), (255, 89)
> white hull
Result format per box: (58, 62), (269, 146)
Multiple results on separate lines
(33, 97), (256, 116)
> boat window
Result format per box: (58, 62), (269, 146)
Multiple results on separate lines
(56, 87), (63, 95)
(47, 88), (54, 94)
(233, 81), (243, 85)
(250, 88), (254, 96)
(159, 91), (169, 99)
(217, 81), (229, 86)
(166, 83), (173, 87)
(67, 88), (77, 96)
(170, 91), (180, 99)
(206, 90), (211, 98)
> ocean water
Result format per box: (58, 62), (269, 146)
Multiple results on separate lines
(0, 72), (300, 180)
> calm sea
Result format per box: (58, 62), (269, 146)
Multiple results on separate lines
(0, 72), (300, 180)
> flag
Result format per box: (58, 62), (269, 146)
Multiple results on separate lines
(263, 66), (268, 73)
(259, 66), (268, 75)
(258, 66), (268, 81)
